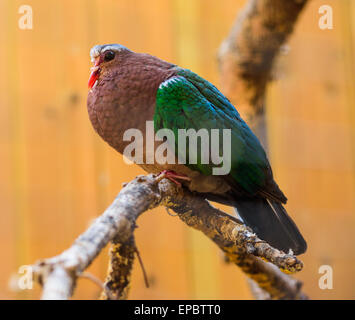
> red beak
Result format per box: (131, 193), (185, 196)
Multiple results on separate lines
(88, 59), (101, 89)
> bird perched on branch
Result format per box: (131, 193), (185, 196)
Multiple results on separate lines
(87, 44), (307, 255)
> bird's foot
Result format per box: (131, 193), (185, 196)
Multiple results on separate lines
(155, 170), (191, 186)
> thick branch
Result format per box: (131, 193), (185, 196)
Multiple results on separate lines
(218, 0), (308, 138)
(32, 174), (306, 300)
(165, 189), (306, 299)
(32, 175), (166, 299)
(99, 235), (136, 300)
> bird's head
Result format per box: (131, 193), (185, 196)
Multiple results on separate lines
(88, 44), (131, 89)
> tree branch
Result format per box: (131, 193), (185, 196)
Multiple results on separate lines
(32, 174), (307, 300)
(99, 235), (136, 300)
(218, 0), (308, 142)
(166, 185), (306, 299)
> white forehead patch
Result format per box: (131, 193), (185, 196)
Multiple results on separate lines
(90, 44), (130, 62)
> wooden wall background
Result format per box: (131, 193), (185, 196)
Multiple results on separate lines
(0, 0), (354, 299)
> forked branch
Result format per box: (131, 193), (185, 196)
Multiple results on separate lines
(32, 174), (307, 300)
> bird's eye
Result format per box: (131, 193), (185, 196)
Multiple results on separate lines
(104, 50), (115, 62)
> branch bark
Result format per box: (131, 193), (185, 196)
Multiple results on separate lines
(99, 235), (136, 300)
(32, 174), (307, 300)
(218, 0), (308, 143)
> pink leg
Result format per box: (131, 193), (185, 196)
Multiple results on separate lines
(156, 170), (191, 186)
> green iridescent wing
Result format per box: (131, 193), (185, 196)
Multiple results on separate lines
(154, 69), (269, 195)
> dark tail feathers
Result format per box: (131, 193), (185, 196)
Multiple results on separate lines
(235, 198), (307, 255)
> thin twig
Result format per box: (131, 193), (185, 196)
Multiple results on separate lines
(79, 272), (115, 300)
(135, 247), (150, 288)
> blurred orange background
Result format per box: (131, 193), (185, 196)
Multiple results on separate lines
(0, 0), (354, 299)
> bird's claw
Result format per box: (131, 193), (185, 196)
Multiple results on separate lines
(155, 170), (191, 186)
